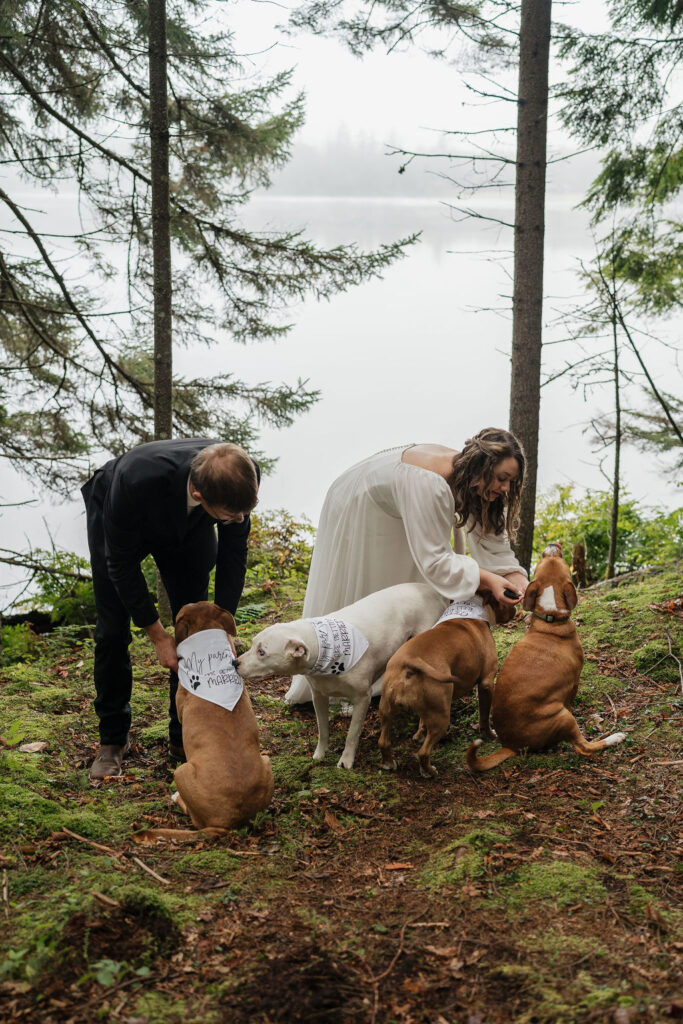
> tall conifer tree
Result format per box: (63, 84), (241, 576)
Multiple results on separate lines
(0, 0), (411, 493)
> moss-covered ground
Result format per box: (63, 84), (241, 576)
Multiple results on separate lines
(1, 565), (681, 1023)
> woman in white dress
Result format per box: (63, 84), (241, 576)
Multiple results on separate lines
(285, 428), (529, 703)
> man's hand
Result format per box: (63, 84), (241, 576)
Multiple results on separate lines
(145, 620), (178, 671)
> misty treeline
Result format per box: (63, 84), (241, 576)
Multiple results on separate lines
(1, 0), (682, 598)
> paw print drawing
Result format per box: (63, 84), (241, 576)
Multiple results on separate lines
(189, 672), (201, 690)
(330, 661), (345, 675)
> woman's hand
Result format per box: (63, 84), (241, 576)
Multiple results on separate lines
(145, 620), (179, 671)
(479, 569), (522, 606)
(503, 571), (528, 598)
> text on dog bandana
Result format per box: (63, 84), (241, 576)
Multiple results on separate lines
(306, 617), (369, 675)
(177, 628), (244, 710)
(436, 600), (490, 626)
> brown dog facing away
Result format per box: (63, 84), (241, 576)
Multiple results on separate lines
(378, 594), (516, 778)
(466, 546), (626, 773)
(140, 601), (273, 841)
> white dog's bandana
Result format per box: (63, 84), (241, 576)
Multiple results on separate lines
(177, 628), (244, 711)
(436, 600), (490, 626)
(306, 617), (369, 675)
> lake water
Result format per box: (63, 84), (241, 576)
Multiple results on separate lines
(1, 194), (679, 606)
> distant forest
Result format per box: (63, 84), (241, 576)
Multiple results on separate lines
(266, 132), (601, 198)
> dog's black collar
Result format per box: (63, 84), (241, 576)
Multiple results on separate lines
(531, 609), (571, 623)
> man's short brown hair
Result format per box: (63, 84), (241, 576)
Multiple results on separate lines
(189, 443), (258, 511)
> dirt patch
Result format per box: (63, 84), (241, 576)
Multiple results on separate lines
(58, 895), (181, 981)
(224, 945), (365, 1023)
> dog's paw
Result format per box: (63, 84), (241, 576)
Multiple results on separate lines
(312, 746), (327, 761)
(419, 765), (438, 779)
(171, 791), (180, 803)
(482, 728), (497, 741)
(380, 759), (397, 772)
(337, 753), (355, 769)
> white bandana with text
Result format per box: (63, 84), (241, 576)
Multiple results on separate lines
(307, 617), (369, 675)
(177, 628), (244, 711)
(436, 600), (490, 626)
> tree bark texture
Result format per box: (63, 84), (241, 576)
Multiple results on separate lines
(149, 0), (173, 624)
(606, 309), (621, 580)
(509, 0), (552, 571)
(149, 0), (172, 441)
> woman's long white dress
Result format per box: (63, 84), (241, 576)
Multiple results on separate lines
(285, 445), (526, 703)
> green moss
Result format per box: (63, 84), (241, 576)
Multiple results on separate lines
(488, 963), (634, 1024)
(0, 783), (72, 839)
(0, 750), (50, 785)
(529, 932), (606, 964)
(138, 720), (170, 745)
(132, 993), (189, 1023)
(633, 638), (681, 683)
(0, 662), (52, 687)
(418, 827), (510, 891)
(174, 849), (241, 875)
(501, 861), (606, 916)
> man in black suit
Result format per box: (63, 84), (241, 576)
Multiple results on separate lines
(81, 438), (260, 779)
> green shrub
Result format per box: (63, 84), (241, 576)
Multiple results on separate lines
(533, 485), (683, 581)
(1, 623), (42, 665)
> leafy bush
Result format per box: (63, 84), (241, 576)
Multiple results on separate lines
(245, 509), (314, 587)
(22, 548), (96, 625)
(0, 623), (42, 665)
(6, 512), (312, 642)
(533, 485), (683, 582)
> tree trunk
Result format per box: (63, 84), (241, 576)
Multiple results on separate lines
(508, 0), (552, 571)
(149, 0), (173, 624)
(606, 301), (621, 580)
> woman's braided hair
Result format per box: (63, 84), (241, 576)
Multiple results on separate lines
(447, 428), (525, 538)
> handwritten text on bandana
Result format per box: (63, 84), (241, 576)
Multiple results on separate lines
(177, 628), (244, 711)
(436, 600), (490, 626)
(307, 617), (369, 675)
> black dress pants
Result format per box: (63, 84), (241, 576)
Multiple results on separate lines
(83, 473), (217, 747)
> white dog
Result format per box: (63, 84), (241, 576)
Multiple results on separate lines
(234, 583), (447, 769)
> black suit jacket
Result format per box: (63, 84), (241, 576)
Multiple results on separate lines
(83, 439), (260, 628)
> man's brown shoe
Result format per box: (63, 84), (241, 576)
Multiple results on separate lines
(89, 740), (130, 780)
(168, 742), (186, 763)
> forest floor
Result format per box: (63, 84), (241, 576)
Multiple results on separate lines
(0, 564), (681, 1024)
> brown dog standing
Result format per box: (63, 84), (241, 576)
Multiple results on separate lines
(466, 546), (626, 772)
(167, 601), (273, 832)
(378, 595), (516, 777)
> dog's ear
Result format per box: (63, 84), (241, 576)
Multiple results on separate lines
(285, 638), (308, 660)
(175, 610), (191, 643)
(523, 582), (539, 611)
(216, 606), (237, 637)
(561, 580), (578, 611)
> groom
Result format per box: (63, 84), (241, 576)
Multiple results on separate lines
(81, 438), (260, 780)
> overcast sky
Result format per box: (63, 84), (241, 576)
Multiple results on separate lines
(229, 0), (609, 148)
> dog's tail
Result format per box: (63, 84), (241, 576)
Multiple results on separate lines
(404, 657), (454, 684)
(465, 739), (516, 773)
(132, 826), (229, 845)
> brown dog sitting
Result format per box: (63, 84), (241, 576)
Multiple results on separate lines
(142, 601), (273, 840)
(466, 545), (626, 773)
(378, 594), (516, 778)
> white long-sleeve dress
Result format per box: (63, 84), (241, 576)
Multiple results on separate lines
(285, 444), (526, 703)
